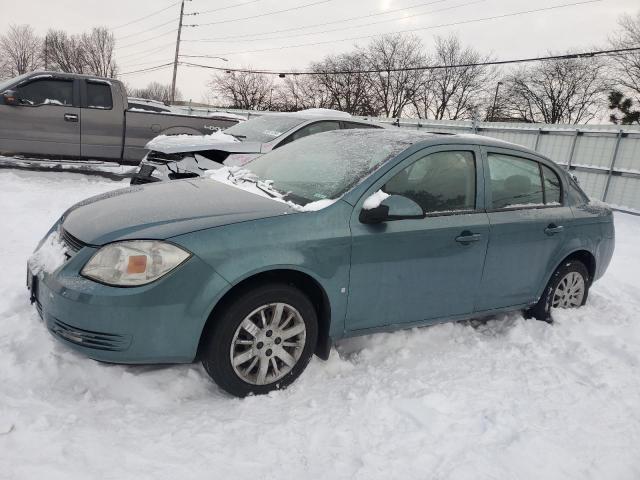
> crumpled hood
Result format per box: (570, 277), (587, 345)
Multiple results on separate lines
(62, 178), (296, 245)
(149, 139), (264, 155)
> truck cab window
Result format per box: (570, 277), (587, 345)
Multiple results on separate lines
(86, 82), (113, 110)
(17, 79), (73, 107)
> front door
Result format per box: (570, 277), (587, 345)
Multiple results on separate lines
(0, 76), (80, 157)
(347, 146), (490, 332)
(476, 149), (571, 310)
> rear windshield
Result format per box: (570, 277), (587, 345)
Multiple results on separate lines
(224, 115), (306, 143)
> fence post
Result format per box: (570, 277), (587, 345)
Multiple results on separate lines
(602, 129), (624, 202)
(566, 129), (580, 170)
(533, 128), (542, 152)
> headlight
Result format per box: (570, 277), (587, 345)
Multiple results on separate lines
(81, 241), (190, 287)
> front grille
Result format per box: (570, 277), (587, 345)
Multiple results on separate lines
(60, 228), (86, 253)
(51, 318), (131, 351)
(147, 151), (185, 162)
(35, 300), (43, 320)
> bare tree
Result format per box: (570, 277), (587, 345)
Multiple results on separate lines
(609, 11), (640, 103)
(128, 82), (181, 103)
(44, 29), (87, 73)
(310, 52), (375, 115)
(275, 74), (331, 111)
(0, 24), (42, 78)
(412, 35), (495, 120)
(208, 69), (274, 110)
(361, 34), (427, 118)
(504, 55), (610, 124)
(81, 27), (117, 77)
(43, 26), (117, 76)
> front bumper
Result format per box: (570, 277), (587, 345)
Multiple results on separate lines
(31, 244), (230, 364)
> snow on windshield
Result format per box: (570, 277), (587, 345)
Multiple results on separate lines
(244, 129), (428, 205)
(207, 166), (337, 212)
(145, 130), (238, 151)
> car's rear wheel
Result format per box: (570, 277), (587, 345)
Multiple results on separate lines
(201, 283), (318, 397)
(526, 259), (590, 322)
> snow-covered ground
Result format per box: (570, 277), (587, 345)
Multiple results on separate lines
(1, 169), (639, 480)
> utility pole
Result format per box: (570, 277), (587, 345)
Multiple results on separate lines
(170, 0), (186, 104)
(489, 81), (503, 122)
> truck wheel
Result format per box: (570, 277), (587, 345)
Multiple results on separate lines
(201, 283), (318, 397)
(525, 259), (590, 322)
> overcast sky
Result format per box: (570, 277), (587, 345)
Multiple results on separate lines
(2, 0), (638, 101)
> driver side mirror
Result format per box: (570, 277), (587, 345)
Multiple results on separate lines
(2, 90), (18, 106)
(359, 192), (424, 224)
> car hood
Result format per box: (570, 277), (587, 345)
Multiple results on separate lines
(62, 178), (296, 245)
(151, 140), (264, 155)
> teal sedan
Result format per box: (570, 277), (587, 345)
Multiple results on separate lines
(28, 129), (615, 397)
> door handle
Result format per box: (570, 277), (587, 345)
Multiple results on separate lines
(64, 113), (78, 122)
(455, 232), (482, 244)
(544, 224), (564, 235)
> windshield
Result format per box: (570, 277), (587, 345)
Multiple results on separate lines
(243, 129), (417, 205)
(224, 115), (306, 143)
(0, 72), (31, 92)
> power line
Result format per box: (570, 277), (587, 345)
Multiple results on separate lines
(186, 0), (334, 27)
(186, 0), (449, 42)
(186, 0), (264, 16)
(117, 29), (178, 50)
(116, 18), (177, 40)
(119, 62), (175, 76)
(186, 0), (485, 44)
(195, 0), (603, 57)
(111, 2), (179, 30)
(178, 47), (640, 76)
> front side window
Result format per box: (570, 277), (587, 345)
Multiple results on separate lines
(86, 81), (113, 109)
(488, 153), (544, 209)
(17, 79), (73, 106)
(383, 151), (476, 214)
(343, 121), (381, 129)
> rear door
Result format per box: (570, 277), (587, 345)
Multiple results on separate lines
(476, 148), (572, 311)
(0, 76), (80, 157)
(80, 79), (123, 159)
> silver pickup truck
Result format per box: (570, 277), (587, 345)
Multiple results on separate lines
(0, 71), (239, 165)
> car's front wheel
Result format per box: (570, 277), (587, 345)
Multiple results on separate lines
(201, 283), (318, 397)
(526, 259), (590, 322)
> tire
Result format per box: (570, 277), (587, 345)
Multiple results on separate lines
(525, 259), (590, 322)
(201, 283), (318, 397)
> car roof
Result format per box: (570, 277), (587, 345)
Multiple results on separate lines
(307, 128), (542, 156)
(261, 112), (380, 123)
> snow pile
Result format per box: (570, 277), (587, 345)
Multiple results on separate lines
(145, 130), (238, 151)
(207, 166), (337, 212)
(362, 189), (390, 210)
(297, 108), (351, 118)
(27, 231), (66, 275)
(1, 169), (640, 479)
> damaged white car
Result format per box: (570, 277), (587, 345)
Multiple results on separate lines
(130, 111), (384, 184)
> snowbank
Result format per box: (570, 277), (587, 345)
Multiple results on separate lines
(1, 169), (640, 480)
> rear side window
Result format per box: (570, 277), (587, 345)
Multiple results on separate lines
(541, 164), (561, 204)
(290, 121), (341, 142)
(17, 79), (73, 106)
(343, 122), (381, 129)
(86, 82), (113, 109)
(487, 154), (544, 208)
(384, 151), (476, 214)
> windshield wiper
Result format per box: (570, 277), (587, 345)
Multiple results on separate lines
(227, 170), (281, 198)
